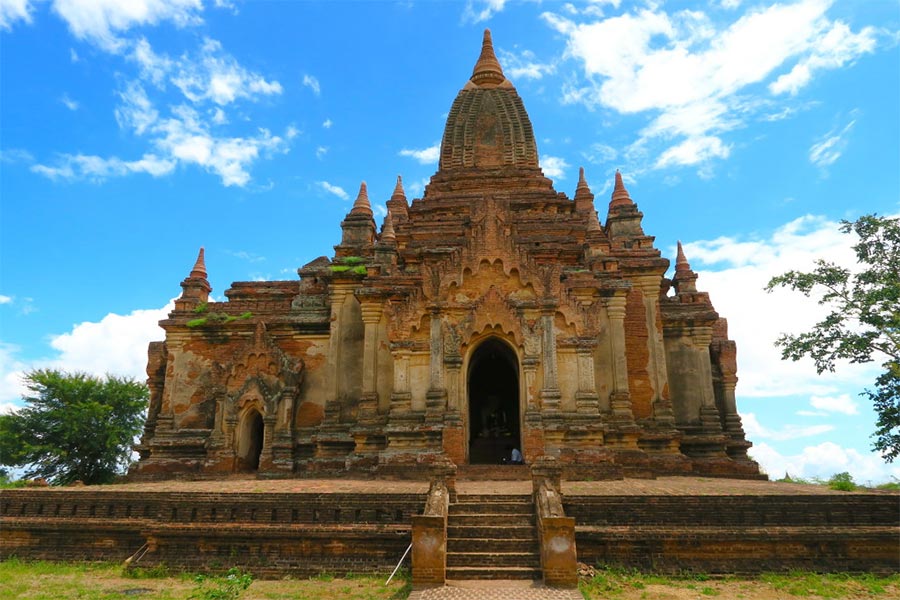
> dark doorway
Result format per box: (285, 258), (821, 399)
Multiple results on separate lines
(239, 410), (264, 471)
(468, 338), (520, 464)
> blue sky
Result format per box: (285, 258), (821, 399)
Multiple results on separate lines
(1, 0), (898, 482)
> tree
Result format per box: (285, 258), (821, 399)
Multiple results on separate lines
(766, 214), (900, 461)
(0, 370), (148, 484)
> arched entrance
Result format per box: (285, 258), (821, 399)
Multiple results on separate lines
(237, 409), (264, 471)
(467, 337), (520, 464)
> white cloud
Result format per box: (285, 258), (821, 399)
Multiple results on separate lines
(59, 93), (79, 111)
(770, 21), (876, 95)
(810, 393), (859, 415)
(1, 0), (33, 31)
(750, 441), (900, 484)
(318, 181), (349, 200)
(399, 143), (440, 165)
(498, 48), (555, 81)
(0, 301), (173, 406)
(52, 0), (203, 52)
(322, 118), (332, 129)
(463, 0), (507, 24)
(0, 295), (12, 304)
(302, 74), (320, 96)
(655, 135), (730, 169)
(69, 47), (79, 62)
(115, 81), (158, 134)
(540, 155), (571, 179)
(683, 214), (880, 399)
(315, 146), (328, 159)
(742, 412), (834, 441)
(170, 38), (283, 106)
(809, 118), (855, 168)
(543, 0), (882, 172)
(32, 153), (176, 181)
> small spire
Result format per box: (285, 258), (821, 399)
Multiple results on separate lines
(391, 175), (406, 200)
(672, 240), (698, 294)
(675, 240), (691, 273)
(189, 247), (207, 279)
(577, 167), (589, 191)
(609, 170), (634, 208)
(471, 29), (506, 87)
(381, 209), (396, 243)
(351, 181), (373, 216)
(588, 210), (602, 233)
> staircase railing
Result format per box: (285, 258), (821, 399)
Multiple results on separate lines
(532, 456), (578, 588)
(411, 469), (452, 586)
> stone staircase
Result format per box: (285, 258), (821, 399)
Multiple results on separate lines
(446, 493), (541, 580)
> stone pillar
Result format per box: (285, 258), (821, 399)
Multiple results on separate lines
(426, 309), (447, 422)
(390, 348), (413, 415)
(325, 284), (354, 409)
(358, 300), (383, 421)
(539, 308), (561, 411)
(605, 293), (635, 423)
(635, 275), (676, 426)
(575, 342), (600, 414)
(693, 326), (722, 432)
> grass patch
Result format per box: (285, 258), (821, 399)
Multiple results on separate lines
(0, 559), (411, 599)
(579, 567), (900, 599)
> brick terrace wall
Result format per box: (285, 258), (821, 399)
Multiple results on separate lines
(1, 490), (423, 578)
(565, 494), (900, 574)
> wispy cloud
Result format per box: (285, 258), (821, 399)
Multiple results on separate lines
(809, 118), (855, 168)
(322, 118), (332, 129)
(52, 0), (204, 52)
(399, 143), (440, 164)
(303, 74), (321, 96)
(59, 93), (79, 111)
(0, 0), (34, 31)
(0, 295), (12, 305)
(462, 0), (507, 24)
(32, 153), (176, 181)
(316, 146), (328, 159)
(318, 181), (348, 200)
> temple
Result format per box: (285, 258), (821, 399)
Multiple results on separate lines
(132, 30), (760, 480)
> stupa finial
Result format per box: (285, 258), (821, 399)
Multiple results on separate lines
(471, 29), (506, 87)
(190, 247), (207, 279)
(609, 170), (634, 208)
(391, 175), (405, 200)
(676, 241), (691, 272)
(351, 181), (373, 216)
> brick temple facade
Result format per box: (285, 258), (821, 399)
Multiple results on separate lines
(132, 31), (760, 481)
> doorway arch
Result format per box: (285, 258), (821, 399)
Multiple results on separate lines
(467, 337), (520, 464)
(237, 409), (264, 471)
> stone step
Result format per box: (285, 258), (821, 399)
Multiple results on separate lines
(455, 494), (531, 504)
(445, 566), (541, 580)
(448, 525), (537, 540)
(449, 514), (533, 527)
(450, 502), (533, 515)
(456, 465), (531, 481)
(447, 537), (538, 553)
(447, 551), (541, 568)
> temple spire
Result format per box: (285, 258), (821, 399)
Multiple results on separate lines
(676, 241), (690, 272)
(609, 170), (634, 208)
(574, 166), (595, 213)
(190, 247), (207, 279)
(351, 181), (373, 216)
(470, 29), (506, 87)
(392, 175), (405, 198)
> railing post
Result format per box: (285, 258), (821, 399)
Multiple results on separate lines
(412, 479), (449, 586)
(532, 456), (578, 588)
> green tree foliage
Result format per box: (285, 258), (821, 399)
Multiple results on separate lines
(766, 214), (900, 461)
(0, 369), (148, 484)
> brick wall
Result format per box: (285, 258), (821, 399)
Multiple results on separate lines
(1, 489), (423, 577)
(565, 494), (900, 574)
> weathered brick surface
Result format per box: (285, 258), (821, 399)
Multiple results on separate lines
(624, 288), (653, 419)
